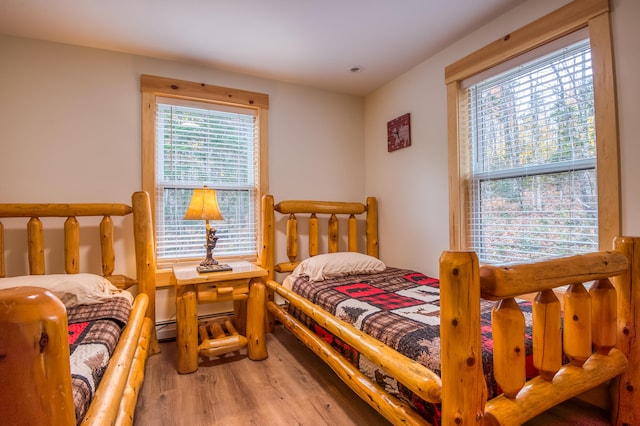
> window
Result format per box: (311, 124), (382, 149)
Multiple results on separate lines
(466, 37), (596, 262)
(141, 75), (269, 266)
(445, 0), (619, 262)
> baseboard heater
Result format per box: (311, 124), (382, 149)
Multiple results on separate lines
(155, 312), (232, 341)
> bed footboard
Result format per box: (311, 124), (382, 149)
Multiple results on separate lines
(439, 236), (639, 425)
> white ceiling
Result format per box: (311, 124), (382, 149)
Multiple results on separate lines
(0, 0), (525, 96)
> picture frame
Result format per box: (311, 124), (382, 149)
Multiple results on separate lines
(387, 113), (411, 152)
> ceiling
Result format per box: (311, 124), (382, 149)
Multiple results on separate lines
(0, 0), (525, 96)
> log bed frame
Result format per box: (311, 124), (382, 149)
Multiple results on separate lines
(0, 191), (158, 426)
(259, 194), (639, 425)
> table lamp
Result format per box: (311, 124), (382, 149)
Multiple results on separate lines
(184, 186), (231, 273)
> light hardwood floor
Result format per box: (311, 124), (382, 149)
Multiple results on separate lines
(135, 325), (611, 426)
(135, 326), (392, 426)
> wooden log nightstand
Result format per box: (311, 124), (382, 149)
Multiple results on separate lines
(173, 261), (268, 374)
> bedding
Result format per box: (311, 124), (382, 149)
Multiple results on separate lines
(286, 266), (536, 425)
(0, 273), (122, 308)
(290, 252), (387, 282)
(67, 296), (132, 424)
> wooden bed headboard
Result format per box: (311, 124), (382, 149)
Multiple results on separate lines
(0, 191), (157, 326)
(259, 194), (379, 282)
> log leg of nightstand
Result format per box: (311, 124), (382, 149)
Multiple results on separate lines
(233, 297), (247, 336)
(247, 282), (268, 360)
(176, 285), (199, 374)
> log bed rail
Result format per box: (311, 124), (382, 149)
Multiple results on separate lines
(260, 194), (640, 425)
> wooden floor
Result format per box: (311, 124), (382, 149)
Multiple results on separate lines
(135, 326), (391, 426)
(135, 325), (611, 426)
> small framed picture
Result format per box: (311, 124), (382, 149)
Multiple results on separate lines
(387, 113), (411, 152)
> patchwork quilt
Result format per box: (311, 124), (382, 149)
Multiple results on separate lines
(287, 267), (536, 425)
(67, 297), (131, 424)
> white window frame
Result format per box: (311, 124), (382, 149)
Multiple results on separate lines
(445, 0), (619, 255)
(141, 75), (269, 272)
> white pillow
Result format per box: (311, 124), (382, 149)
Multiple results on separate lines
(0, 273), (120, 308)
(291, 252), (386, 282)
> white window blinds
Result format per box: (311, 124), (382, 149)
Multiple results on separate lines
(155, 98), (258, 260)
(464, 37), (597, 263)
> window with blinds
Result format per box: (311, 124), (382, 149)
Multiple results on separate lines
(155, 98), (259, 261)
(463, 37), (596, 263)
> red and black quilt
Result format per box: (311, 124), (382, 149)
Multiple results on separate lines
(287, 267), (536, 425)
(67, 296), (131, 425)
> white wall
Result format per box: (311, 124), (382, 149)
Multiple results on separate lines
(0, 36), (365, 205)
(364, 0), (640, 277)
(0, 35), (365, 323)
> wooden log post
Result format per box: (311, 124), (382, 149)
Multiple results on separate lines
(563, 283), (592, 366)
(348, 214), (357, 252)
(259, 194), (275, 282)
(309, 213), (319, 257)
(210, 322), (226, 339)
(492, 297), (526, 398)
(440, 251), (486, 425)
(590, 278), (617, 354)
(198, 324), (209, 343)
(247, 281), (268, 360)
(28, 217), (45, 275)
(0, 287), (75, 426)
(366, 196), (379, 258)
(533, 289), (562, 381)
(612, 236), (640, 425)
(64, 216), (80, 273)
(259, 194), (276, 332)
(100, 215), (115, 277)
(176, 285), (199, 374)
(131, 191), (159, 355)
(286, 213), (298, 263)
(328, 214), (338, 253)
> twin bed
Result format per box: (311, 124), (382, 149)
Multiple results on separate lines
(0, 191), (157, 425)
(259, 194), (639, 425)
(1, 191), (638, 425)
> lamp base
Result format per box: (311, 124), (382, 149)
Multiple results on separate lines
(197, 263), (232, 273)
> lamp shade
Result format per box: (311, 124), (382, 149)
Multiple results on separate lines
(184, 186), (224, 221)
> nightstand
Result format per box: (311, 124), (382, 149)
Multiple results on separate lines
(173, 261), (268, 374)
